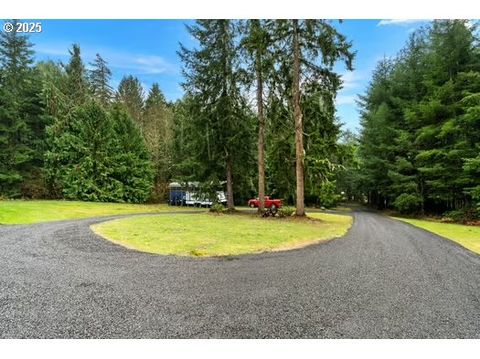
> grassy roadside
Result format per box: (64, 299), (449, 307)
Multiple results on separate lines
(394, 217), (480, 254)
(0, 200), (203, 224)
(91, 212), (353, 257)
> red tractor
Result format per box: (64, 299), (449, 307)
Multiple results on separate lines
(248, 196), (282, 211)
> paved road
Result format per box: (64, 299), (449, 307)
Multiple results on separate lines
(0, 210), (479, 338)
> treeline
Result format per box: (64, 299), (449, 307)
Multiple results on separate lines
(348, 20), (480, 220)
(0, 21), (173, 203)
(1, 19), (355, 210)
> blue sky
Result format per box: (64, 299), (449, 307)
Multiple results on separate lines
(23, 19), (430, 132)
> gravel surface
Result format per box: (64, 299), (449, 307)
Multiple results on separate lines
(0, 209), (479, 338)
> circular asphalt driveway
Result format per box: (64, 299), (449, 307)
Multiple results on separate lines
(0, 210), (479, 338)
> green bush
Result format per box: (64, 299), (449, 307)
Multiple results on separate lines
(443, 207), (479, 223)
(277, 206), (295, 218)
(318, 181), (342, 208)
(209, 203), (225, 213)
(393, 193), (422, 214)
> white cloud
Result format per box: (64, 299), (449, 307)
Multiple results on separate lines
(377, 19), (429, 27)
(335, 94), (357, 105)
(34, 46), (67, 56)
(340, 71), (362, 90)
(35, 42), (178, 76)
(129, 55), (177, 75)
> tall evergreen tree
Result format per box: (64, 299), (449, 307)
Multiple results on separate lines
(39, 60), (70, 197)
(171, 96), (201, 180)
(358, 58), (397, 208)
(89, 53), (113, 106)
(271, 20), (355, 215)
(179, 20), (254, 210)
(116, 75), (144, 126)
(110, 104), (154, 203)
(143, 83), (174, 201)
(44, 46), (90, 198)
(64, 44), (88, 105)
(414, 20), (479, 212)
(240, 19), (274, 213)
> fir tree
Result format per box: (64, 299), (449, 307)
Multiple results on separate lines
(240, 19), (274, 213)
(116, 75), (144, 126)
(89, 53), (113, 106)
(143, 83), (174, 201)
(270, 20), (355, 215)
(64, 44), (88, 105)
(179, 20), (255, 210)
(110, 104), (154, 203)
(0, 20), (43, 197)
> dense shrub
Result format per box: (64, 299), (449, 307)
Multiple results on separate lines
(209, 203), (225, 213)
(277, 206), (295, 218)
(443, 207), (479, 223)
(393, 193), (422, 214)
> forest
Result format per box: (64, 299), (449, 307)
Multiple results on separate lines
(345, 20), (480, 221)
(0, 19), (479, 221)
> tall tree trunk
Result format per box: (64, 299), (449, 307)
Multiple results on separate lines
(226, 157), (234, 210)
(256, 47), (266, 214)
(292, 20), (305, 216)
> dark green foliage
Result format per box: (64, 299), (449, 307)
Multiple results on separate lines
(45, 101), (153, 203)
(357, 20), (480, 218)
(116, 75), (144, 126)
(303, 89), (343, 206)
(264, 77), (349, 207)
(178, 20), (256, 208)
(317, 181), (343, 208)
(41, 47), (154, 203)
(336, 130), (363, 202)
(143, 83), (174, 201)
(442, 207), (479, 223)
(109, 105), (154, 203)
(464, 155), (480, 211)
(393, 193), (423, 214)
(64, 44), (88, 105)
(60, 102), (121, 201)
(0, 20), (45, 197)
(264, 94), (296, 203)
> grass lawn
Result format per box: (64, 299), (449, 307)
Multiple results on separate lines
(394, 217), (480, 254)
(91, 212), (353, 257)
(0, 200), (202, 224)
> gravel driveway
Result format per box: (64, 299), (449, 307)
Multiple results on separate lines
(0, 209), (479, 338)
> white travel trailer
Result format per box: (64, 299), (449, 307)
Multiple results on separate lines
(168, 181), (227, 207)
